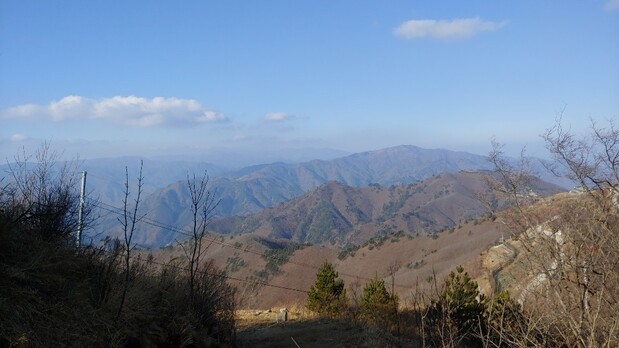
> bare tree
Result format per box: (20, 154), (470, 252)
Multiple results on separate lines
(486, 140), (540, 233)
(116, 160), (145, 320)
(182, 171), (218, 301)
(1, 149), (238, 345)
(487, 118), (619, 347)
(4, 143), (84, 241)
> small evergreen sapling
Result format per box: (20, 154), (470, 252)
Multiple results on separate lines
(306, 261), (347, 317)
(427, 266), (487, 345)
(361, 276), (398, 326)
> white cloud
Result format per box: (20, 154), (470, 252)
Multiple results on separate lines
(5, 104), (44, 118)
(10, 133), (28, 142)
(605, 0), (619, 11)
(264, 112), (293, 122)
(49, 95), (91, 121)
(394, 17), (506, 40)
(2, 95), (226, 127)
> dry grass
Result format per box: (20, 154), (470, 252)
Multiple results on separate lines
(236, 314), (408, 347)
(235, 301), (316, 330)
(235, 302), (420, 347)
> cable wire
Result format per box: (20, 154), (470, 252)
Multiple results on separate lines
(86, 195), (414, 291)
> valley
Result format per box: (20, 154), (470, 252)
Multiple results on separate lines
(4, 135), (618, 347)
(0, 144), (567, 309)
(77, 144), (566, 247)
(4, 2), (616, 345)
(90, 145), (564, 312)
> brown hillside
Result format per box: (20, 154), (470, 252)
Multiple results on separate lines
(149, 215), (509, 309)
(147, 172), (564, 310)
(209, 171), (562, 246)
(256, 217), (507, 309)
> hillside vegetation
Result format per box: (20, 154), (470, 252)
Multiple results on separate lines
(209, 171), (562, 246)
(2, 120), (617, 347)
(91, 145), (494, 247)
(233, 120), (619, 347)
(0, 149), (235, 347)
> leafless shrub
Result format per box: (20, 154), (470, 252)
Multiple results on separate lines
(3, 143), (86, 243)
(0, 147), (236, 346)
(486, 118), (619, 347)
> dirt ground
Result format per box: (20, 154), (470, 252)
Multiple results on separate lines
(235, 309), (415, 348)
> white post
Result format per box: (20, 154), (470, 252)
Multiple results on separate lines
(77, 171), (87, 247)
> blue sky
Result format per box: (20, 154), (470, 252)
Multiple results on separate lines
(1, 1), (618, 165)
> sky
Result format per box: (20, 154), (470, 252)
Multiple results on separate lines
(1, 1), (618, 166)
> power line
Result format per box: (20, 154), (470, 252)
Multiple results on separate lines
(91, 197), (308, 266)
(86, 196), (415, 291)
(89, 199), (311, 293)
(85, 172), (335, 266)
(89, 243), (309, 294)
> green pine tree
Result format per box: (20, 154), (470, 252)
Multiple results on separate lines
(306, 261), (347, 317)
(361, 276), (398, 326)
(427, 265), (487, 345)
(485, 290), (527, 345)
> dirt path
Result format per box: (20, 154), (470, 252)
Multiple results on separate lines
(476, 241), (518, 295)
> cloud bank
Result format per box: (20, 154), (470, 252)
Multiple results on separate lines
(394, 17), (506, 40)
(2, 95), (226, 127)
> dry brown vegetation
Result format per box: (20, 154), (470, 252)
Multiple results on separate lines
(0, 146), (236, 347)
(478, 118), (619, 347)
(3, 119), (616, 347)
(234, 118), (619, 348)
(235, 305), (411, 347)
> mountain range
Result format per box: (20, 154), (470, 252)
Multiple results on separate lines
(96, 145), (500, 246)
(209, 171), (563, 246)
(0, 144), (568, 247)
(0, 143), (570, 310)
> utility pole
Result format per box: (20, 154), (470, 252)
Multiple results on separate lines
(77, 171), (87, 247)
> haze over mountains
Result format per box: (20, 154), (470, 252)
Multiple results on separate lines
(0, 141), (575, 318)
(0, 144), (567, 247)
(49, 144), (563, 247)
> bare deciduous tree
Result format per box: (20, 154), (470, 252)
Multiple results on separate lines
(183, 171), (218, 301)
(5, 143), (84, 241)
(487, 118), (619, 347)
(116, 160), (145, 320)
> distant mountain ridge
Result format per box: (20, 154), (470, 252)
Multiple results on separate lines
(208, 171), (563, 246)
(1, 144), (567, 247)
(116, 145), (497, 246)
(17, 145), (560, 247)
(199, 145), (493, 216)
(229, 145), (493, 188)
